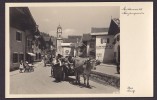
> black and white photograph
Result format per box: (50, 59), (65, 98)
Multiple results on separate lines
(5, 2), (153, 98)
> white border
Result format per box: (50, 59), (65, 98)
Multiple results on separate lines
(5, 2), (153, 98)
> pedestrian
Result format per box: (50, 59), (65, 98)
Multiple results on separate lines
(56, 54), (63, 67)
(24, 61), (30, 72)
(54, 54), (63, 82)
(19, 60), (24, 73)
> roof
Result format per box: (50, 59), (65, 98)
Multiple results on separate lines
(108, 18), (120, 35)
(68, 36), (82, 39)
(63, 36), (82, 43)
(10, 7), (37, 31)
(112, 18), (120, 27)
(91, 27), (109, 33)
(90, 32), (108, 36)
(57, 24), (62, 29)
(43, 36), (51, 41)
(62, 38), (70, 43)
(82, 33), (91, 41)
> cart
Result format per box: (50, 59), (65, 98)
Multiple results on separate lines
(62, 63), (75, 80)
(44, 54), (52, 67)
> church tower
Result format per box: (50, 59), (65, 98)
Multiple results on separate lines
(56, 25), (63, 55)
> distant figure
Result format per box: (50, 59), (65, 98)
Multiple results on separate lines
(24, 61), (30, 72)
(19, 60), (24, 73)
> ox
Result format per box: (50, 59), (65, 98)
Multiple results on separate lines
(73, 57), (95, 87)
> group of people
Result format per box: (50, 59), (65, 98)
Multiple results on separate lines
(50, 54), (75, 82)
(19, 60), (34, 73)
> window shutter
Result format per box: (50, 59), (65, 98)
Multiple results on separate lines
(16, 32), (22, 41)
(107, 38), (110, 43)
(101, 39), (103, 44)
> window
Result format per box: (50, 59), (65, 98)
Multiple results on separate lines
(16, 31), (22, 41)
(27, 40), (32, 47)
(19, 54), (24, 62)
(107, 38), (110, 43)
(89, 51), (95, 56)
(90, 43), (94, 48)
(113, 39), (116, 44)
(101, 38), (110, 44)
(13, 53), (18, 63)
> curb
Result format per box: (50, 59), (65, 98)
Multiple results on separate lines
(90, 71), (120, 88)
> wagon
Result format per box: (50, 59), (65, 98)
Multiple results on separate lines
(62, 63), (75, 80)
(52, 58), (75, 81)
(44, 55), (52, 67)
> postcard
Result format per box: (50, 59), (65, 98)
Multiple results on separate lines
(5, 2), (153, 98)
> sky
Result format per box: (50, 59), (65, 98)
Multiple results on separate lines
(29, 6), (120, 38)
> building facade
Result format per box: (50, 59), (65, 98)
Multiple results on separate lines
(43, 36), (55, 57)
(82, 33), (95, 58)
(61, 43), (72, 57)
(108, 18), (120, 64)
(32, 36), (42, 61)
(10, 27), (26, 70)
(61, 36), (82, 57)
(10, 7), (40, 70)
(91, 28), (114, 63)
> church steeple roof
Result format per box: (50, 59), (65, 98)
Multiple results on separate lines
(57, 24), (62, 29)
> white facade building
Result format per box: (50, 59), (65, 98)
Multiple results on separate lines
(61, 43), (72, 57)
(91, 28), (114, 63)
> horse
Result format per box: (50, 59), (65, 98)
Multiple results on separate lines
(73, 57), (94, 87)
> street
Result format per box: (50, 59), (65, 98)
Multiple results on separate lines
(10, 61), (119, 94)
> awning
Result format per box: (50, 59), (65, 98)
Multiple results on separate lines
(27, 52), (36, 56)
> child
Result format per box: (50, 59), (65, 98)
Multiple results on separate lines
(19, 60), (24, 73)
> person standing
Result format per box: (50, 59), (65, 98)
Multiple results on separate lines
(53, 54), (62, 82)
(19, 60), (24, 73)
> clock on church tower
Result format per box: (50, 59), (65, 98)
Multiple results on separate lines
(57, 25), (62, 39)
